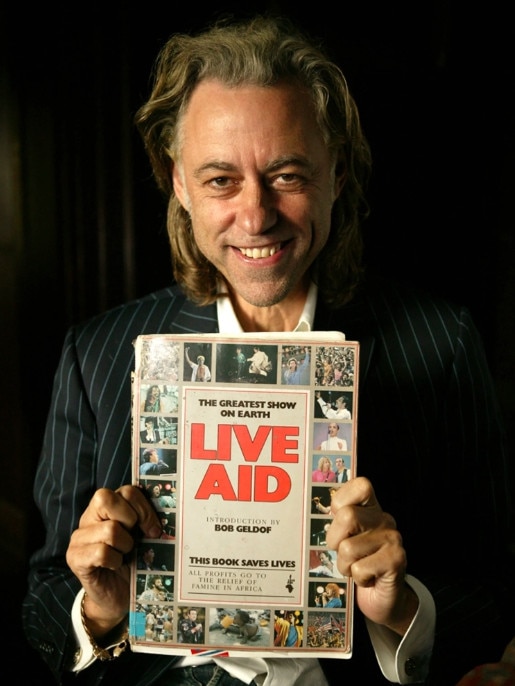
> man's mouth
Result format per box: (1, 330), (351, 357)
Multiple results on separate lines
(238, 243), (281, 259)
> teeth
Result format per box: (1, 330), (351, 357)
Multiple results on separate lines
(239, 244), (280, 259)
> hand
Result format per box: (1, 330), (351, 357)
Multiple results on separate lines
(326, 476), (418, 635)
(66, 485), (162, 638)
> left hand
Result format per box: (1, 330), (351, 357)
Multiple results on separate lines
(326, 476), (418, 635)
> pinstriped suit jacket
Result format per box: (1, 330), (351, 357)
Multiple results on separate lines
(22, 277), (513, 685)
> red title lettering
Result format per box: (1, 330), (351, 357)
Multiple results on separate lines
(195, 464), (292, 502)
(190, 423), (299, 463)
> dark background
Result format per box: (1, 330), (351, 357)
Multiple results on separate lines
(1, 1), (513, 679)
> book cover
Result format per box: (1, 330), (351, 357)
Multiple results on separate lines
(129, 331), (358, 659)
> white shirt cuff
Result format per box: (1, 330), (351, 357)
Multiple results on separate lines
(366, 574), (435, 683)
(71, 573), (434, 680)
(70, 588), (97, 671)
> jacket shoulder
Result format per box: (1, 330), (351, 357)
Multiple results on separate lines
(72, 285), (218, 345)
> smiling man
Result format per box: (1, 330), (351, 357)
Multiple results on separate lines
(23, 14), (513, 686)
(171, 79), (344, 332)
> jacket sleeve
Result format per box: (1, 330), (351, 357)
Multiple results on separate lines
(22, 326), (100, 679)
(425, 307), (514, 683)
(351, 284), (515, 684)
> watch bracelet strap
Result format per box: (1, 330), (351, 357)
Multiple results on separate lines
(80, 591), (129, 661)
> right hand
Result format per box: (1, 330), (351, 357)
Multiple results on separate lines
(66, 485), (162, 638)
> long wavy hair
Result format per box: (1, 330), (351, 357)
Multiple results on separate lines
(135, 14), (372, 308)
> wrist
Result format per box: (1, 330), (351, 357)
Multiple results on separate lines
(385, 584), (419, 636)
(81, 592), (129, 660)
(82, 591), (127, 637)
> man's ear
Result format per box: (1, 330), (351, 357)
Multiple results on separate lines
(172, 162), (189, 211)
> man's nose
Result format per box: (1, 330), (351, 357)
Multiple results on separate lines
(235, 181), (277, 234)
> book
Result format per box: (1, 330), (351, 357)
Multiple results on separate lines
(129, 331), (359, 659)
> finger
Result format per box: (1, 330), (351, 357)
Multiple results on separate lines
(335, 527), (405, 581)
(329, 476), (379, 510)
(115, 484), (163, 538)
(65, 544), (131, 625)
(68, 518), (136, 563)
(80, 486), (162, 538)
(326, 499), (395, 549)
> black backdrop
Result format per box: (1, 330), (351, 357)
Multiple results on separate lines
(8, 3), (515, 370)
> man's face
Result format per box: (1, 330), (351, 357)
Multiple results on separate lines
(173, 79), (345, 310)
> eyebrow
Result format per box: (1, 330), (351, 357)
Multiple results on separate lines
(193, 155), (316, 179)
(193, 161), (235, 179)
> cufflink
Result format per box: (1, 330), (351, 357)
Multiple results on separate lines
(404, 657), (419, 677)
(39, 641), (56, 655)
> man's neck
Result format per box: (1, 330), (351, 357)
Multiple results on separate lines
(232, 301), (304, 333)
(222, 278), (314, 333)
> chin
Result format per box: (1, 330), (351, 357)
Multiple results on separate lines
(239, 278), (299, 308)
(243, 291), (289, 308)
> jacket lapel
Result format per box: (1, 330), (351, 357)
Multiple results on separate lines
(166, 292), (219, 335)
(313, 295), (376, 392)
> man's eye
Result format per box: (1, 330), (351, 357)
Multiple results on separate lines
(271, 173), (304, 188)
(210, 177), (231, 188)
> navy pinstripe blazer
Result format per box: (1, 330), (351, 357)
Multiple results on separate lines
(22, 276), (513, 685)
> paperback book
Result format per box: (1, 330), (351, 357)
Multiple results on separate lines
(129, 331), (359, 659)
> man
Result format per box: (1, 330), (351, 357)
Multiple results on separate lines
(319, 422), (348, 451)
(310, 549), (344, 579)
(233, 346), (246, 379)
(312, 522), (332, 547)
(316, 391), (351, 420)
(150, 484), (176, 510)
(178, 609), (204, 644)
(138, 576), (167, 605)
(137, 546), (158, 571)
(184, 346), (211, 382)
(22, 14), (513, 686)
(283, 347), (311, 385)
(247, 345), (271, 376)
(140, 417), (163, 444)
(139, 448), (170, 476)
(334, 457), (349, 484)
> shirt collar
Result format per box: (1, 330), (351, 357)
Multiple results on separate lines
(216, 281), (317, 334)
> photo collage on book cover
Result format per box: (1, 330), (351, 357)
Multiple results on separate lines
(134, 338), (356, 651)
